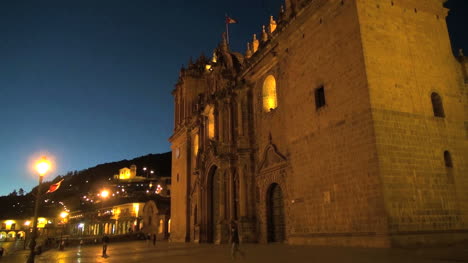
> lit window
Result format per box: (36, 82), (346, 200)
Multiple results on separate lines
(262, 75), (278, 112)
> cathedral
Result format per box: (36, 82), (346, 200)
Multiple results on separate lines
(169, 0), (468, 247)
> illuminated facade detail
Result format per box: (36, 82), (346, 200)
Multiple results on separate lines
(269, 16), (277, 33)
(206, 105), (215, 139)
(141, 198), (170, 240)
(170, 0), (468, 247)
(116, 165), (137, 180)
(193, 133), (199, 156)
(262, 75), (278, 112)
(0, 218), (56, 241)
(252, 34), (259, 53)
(69, 202), (147, 237)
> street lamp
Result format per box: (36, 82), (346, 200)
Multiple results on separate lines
(100, 190), (109, 199)
(99, 190), (110, 235)
(59, 211), (69, 250)
(27, 156), (50, 263)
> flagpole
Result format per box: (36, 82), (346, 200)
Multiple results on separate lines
(225, 14), (229, 45)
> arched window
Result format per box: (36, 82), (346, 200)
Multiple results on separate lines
(431, 92), (445, 117)
(444, 151), (453, 168)
(263, 75), (278, 112)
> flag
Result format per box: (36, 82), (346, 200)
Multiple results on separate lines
(46, 179), (64, 193)
(226, 16), (238, 24)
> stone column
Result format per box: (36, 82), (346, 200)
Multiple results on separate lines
(239, 167), (247, 217)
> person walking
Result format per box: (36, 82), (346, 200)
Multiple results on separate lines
(102, 235), (110, 257)
(230, 221), (245, 260)
(146, 233), (151, 247)
(152, 233), (157, 246)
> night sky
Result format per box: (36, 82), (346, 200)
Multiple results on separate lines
(0, 0), (466, 196)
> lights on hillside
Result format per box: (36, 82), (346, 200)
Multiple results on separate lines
(155, 184), (163, 194)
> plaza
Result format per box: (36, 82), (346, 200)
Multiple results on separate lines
(2, 240), (468, 263)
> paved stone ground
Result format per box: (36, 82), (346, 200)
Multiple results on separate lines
(0, 240), (26, 258)
(2, 240), (468, 263)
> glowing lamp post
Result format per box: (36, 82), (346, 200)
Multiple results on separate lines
(59, 211), (69, 249)
(99, 190), (110, 235)
(27, 157), (50, 263)
(101, 190), (109, 198)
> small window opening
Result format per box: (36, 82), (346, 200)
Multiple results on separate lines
(315, 86), (326, 109)
(444, 151), (453, 168)
(431, 92), (445, 117)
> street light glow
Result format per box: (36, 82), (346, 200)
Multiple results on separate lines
(35, 157), (50, 176)
(60, 211), (69, 219)
(101, 190), (109, 198)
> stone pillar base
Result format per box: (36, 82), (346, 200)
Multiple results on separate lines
(239, 217), (257, 243)
(215, 222), (230, 244)
(194, 225), (200, 243)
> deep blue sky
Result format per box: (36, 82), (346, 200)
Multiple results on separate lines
(0, 0), (466, 196)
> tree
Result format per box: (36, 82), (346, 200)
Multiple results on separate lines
(18, 188), (25, 196)
(9, 189), (18, 196)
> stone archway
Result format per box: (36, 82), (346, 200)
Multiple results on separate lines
(17, 231), (25, 239)
(266, 183), (285, 243)
(207, 165), (220, 243)
(7, 231), (16, 239)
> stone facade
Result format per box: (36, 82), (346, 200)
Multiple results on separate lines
(169, 0), (467, 247)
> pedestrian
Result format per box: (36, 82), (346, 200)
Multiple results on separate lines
(102, 235), (110, 257)
(0, 246), (4, 257)
(80, 239), (84, 246)
(152, 233), (157, 246)
(146, 233), (151, 247)
(230, 221), (245, 260)
(59, 240), (65, 250)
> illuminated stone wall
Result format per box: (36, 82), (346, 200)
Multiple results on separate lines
(169, 130), (190, 242)
(169, 0), (467, 247)
(246, 0), (388, 247)
(356, 0), (468, 246)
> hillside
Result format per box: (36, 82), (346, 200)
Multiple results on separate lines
(0, 152), (171, 219)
